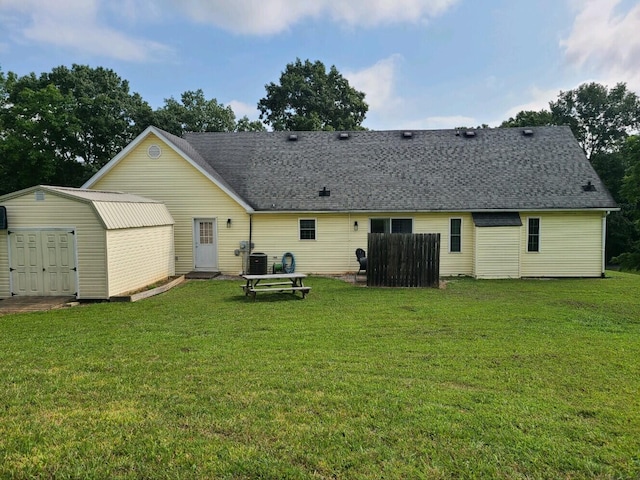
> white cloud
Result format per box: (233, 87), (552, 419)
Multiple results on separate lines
(173, 0), (459, 35)
(228, 100), (260, 120)
(562, 0), (640, 90)
(399, 115), (478, 130)
(345, 55), (403, 112)
(501, 86), (560, 121)
(0, 0), (173, 62)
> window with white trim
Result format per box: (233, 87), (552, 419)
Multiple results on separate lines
(370, 218), (413, 233)
(299, 219), (316, 240)
(527, 218), (540, 252)
(450, 218), (462, 253)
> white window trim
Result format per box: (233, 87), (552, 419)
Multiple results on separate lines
(299, 218), (317, 241)
(449, 217), (463, 253)
(526, 217), (541, 253)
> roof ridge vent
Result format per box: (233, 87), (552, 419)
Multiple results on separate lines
(402, 131), (413, 138)
(338, 132), (350, 140)
(288, 134), (298, 141)
(522, 129), (534, 136)
(582, 181), (597, 192)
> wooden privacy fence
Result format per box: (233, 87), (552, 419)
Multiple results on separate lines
(367, 233), (440, 287)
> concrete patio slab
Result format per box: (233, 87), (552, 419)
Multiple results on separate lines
(0, 296), (76, 315)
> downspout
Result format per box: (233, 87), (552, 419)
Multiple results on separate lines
(248, 213), (253, 275)
(602, 212), (608, 278)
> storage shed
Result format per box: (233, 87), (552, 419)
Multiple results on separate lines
(0, 185), (175, 300)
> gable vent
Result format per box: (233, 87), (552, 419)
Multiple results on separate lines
(523, 129), (534, 136)
(147, 144), (162, 159)
(35, 190), (45, 201)
(402, 131), (413, 138)
(288, 134), (298, 141)
(338, 132), (350, 140)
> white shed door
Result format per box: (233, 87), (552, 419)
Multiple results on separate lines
(194, 219), (218, 271)
(9, 230), (77, 296)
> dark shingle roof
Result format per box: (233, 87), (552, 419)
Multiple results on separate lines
(180, 126), (617, 212)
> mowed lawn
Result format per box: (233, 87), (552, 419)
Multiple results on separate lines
(1, 273), (639, 479)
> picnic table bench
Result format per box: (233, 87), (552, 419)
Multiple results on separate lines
(241, 273), (311, 300)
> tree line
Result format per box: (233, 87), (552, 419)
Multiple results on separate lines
(1, 60), (639, 269)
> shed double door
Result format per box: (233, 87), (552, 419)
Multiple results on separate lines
(9, 229), (77, 296)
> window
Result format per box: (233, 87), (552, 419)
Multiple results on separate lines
(450, 218), (462, 252)
(527, 218), (540, 252)
(370, 218), (413, 234)
(299, 219), (316, 240)
(199, 221), (214, 245)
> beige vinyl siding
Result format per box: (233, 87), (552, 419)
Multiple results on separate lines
(475, 226), (521, 279)
(91, 134), (248, 275)
(0, 192), (107, 298)
(520, 212), (604, 277)
(106, 225), (175, 296)
(0, 231), (9, 297)
(419, 213), (474, 277)
(252, 213), (356, 273)
(251, 212), (474, 275)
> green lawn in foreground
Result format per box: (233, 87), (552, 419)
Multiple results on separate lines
(0, 272), (639, 479)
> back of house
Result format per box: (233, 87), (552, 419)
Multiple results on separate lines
(81, 125), (617, 279)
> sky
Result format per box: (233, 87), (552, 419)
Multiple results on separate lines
(1, 0), (640, 131)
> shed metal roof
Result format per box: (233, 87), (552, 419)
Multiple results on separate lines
(1, 186), (174, 230)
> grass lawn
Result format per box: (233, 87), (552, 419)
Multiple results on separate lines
(1, 272), (639, 479)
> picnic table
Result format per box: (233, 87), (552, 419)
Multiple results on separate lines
(241, 273), (311, 300)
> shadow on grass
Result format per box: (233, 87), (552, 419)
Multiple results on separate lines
(226, 293), (309, 303)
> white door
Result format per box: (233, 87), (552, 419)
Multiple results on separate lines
(9, 229), (77, 296)
(194, 219), (218, 271)
(42, 231), (76, 295)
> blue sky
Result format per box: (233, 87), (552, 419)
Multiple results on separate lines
(1, 0), (639, 130)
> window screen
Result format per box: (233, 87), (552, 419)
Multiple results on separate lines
(528, 218), (540, 252)
(299, 219), (316, 240)
(450, 218), (462, 252)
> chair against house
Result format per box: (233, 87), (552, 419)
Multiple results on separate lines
(355, 248), (367, 279)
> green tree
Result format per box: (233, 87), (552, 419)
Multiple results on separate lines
(620, 136), (640, 205)
(549, 82), (640, 160)
(0, 80), (86, 194)
(153, 89), (237, 136)
(257, 58), (368, 131)
(0, 64), (154, 193)
(235, 115), (266, 132)
(609, 136), (640, 269)
(500, 110), (554, 128)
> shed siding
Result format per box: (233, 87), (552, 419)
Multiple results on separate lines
(0, 193), (107, 298)
(475, 226), (521, 279)
(0, 231), (8, 297)
(106, 225), (175, 296)
(91, 134), (248, 275)
(520, 212), (604, 277)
